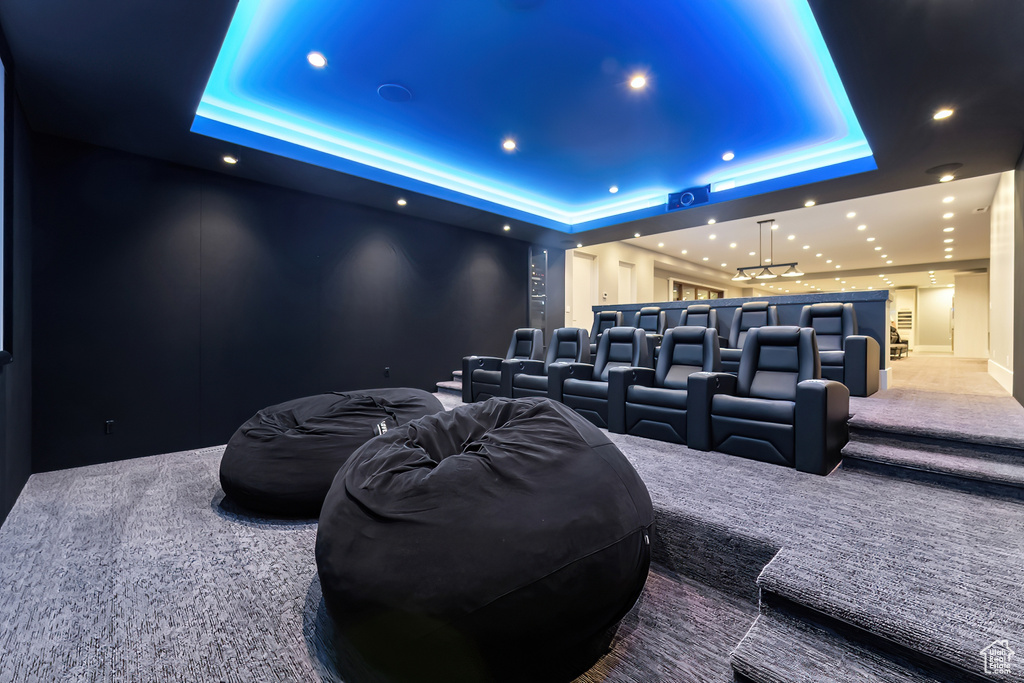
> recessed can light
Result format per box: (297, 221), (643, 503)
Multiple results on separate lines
(658, 242), (664, 248)
(708, 219), (716, 225)
(802, 245), (810, 249)
(857, 225), (867, 231)
(816, 253), (822, 257)
(943, 227), (955, 232)
(702, 257), (709, 261)
(722, 151), (735, 161)
(222, 155), (238, 164)
(721, 263), (727, 267)
(944, 238), (954, 243)
(749, 251), (755, 256)
(804, 200), (816, 207)
(729, 242), (737, 248)
(940, 174), (954, 183)
(945, 254), (953, 259)
(787, 234), (795, 240)
(846, 212), (856, 218)
(826, 259), (833, 264)
(944, 247), (953, 252)
(943, 196), (954, 203)
(867, 237), (875, 242)
(709, 234), (716, 240)
(307, 52), (327, 68)
(933, 108), (954, 120)
(396, 198), (407, 206)
(835, 265), (841, 269)
(609, 186), (619, 194)
(634, 232), (641, 238)
(681, 250), (688, 254)
(886, 260), (893, 264)
(503, 139), (517, 151)
(943, 212), (954, 219)
(503, 225), (511, 231)
(874, 246), (881, 251)
(630, 75), (647, 89)
(576, 243), (583, 248)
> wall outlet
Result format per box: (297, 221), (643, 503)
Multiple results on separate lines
(104, 420), (115, 435)
(383, 366), (390, 378)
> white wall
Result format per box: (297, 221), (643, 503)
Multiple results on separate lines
(917, 287), (954, 351)
(953, 272), (989, 358)
(989, 170), (1015, 391)
(893, 288), (916, 349)
(564, 242), (771, 327)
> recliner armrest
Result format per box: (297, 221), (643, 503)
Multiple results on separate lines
(795, 379), (850, 475)
(686, 372), (737, 450)
(462, 355), (504, 402)
(607, 367), (656, 434)
(547, 362), (593, 403)
(499, 359), (545, 397)
(842, 336), (880, 397)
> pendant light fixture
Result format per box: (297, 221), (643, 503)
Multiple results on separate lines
(732, 218), (801, 282)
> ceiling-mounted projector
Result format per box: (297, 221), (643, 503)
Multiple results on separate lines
(667, 185), (711, 211)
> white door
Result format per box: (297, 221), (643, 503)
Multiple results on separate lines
(618, 261), (636, 304)
(953, 273), (989, 358)
(571, 252), (596, 331)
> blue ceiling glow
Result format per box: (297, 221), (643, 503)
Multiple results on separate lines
(192, 0), (874, 233)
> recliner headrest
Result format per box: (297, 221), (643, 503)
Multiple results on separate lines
(687, 304), (711, 314)
(638, 306), (661, 315)
(604, 326), (639, 342)
(755, 326), (802, 345)
(807, 303), (843, 317)
(597, 311), (619, 321)
(741, 301), (771, 312)
(666, 326), (707, 344)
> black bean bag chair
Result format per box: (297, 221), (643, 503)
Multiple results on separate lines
(220, 388), (443, 517)
(315, 396), (654, 682)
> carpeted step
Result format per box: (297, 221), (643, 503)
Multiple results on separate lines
(435, 380), (462, 397)
(452, 369), (462, 381)
(843, 431), (1024, 500)
(731, 603), (972, 683)
(756, 545), (1017, 683)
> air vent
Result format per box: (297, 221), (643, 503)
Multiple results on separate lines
(973, 206), (989, 214)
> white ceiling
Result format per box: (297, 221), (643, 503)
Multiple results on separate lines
(620, 173), (1002, 296)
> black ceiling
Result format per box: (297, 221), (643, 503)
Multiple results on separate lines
(1, 0), (1022, 249)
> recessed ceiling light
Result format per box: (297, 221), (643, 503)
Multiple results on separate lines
(944, 247), (953, 252)
(681, 250), (688, 255)
(729, 242), (737, 248)
(771, 224), (779, 230)
(634, 232), (641, 238)
(841, 281), (847, 284)
(929, 271), (935, 274)
(944, 238), (954, 243)
(881, 254), (888, 258)
(846, 211), (856, 218)
(708, 219), (716, 225)
(867, 237), (875, 242)
(658, 242), (664, 248)
(722, 151), (735, 161)
(816, 253), (822, 257)
(630, 75), (647, 89)
(804, 200), (816, 207)
(826, 259), (833, 263)
(503, 224), (511, 231)
(947, 284), (954, 288)
(702, 257), (709, 261)
(886, 260), (893, 264)
(943, 196), (954, 203)
(857, 225), (866, 231)
(748, 251), (755, 256)
(307, 52), (327, 68)
(396, 198), (407, 206)
(503, 139), (517, 151)
(609, 186), (619, 194)
(222, 155), (238, 164)
(933, 108), (954, 120)
(835, 265), (842, 269)
(940, 174), (954, 183)
(721, 263), (727, 267)
(879, 274), (885, 278)
(943, 227), (955, 232)
(868, 286), (874, 290)
(708, 234), (717, 241)
(943, 212), (954, 219)
(874, 246), (881, 251)
(765, 258), (772, 263)
(945, 254), (953, 259)
(802, 245), (810, 249)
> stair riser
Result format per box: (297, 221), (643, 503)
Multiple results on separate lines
(754, 591), (992, 683)
(841, 455), (1024, 503)
(850, 425), (1024, 458)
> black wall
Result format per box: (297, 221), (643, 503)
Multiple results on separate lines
(30, 136), (538, 473)
(0, 80), (33, 522)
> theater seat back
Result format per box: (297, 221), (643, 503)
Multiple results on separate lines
(632, 307), (667, 335)
(679, 304), (718, 333)
(657, 327), (721, 389)
(590, 311), (623, 342)
(798, 303), (857, 352)
(594, 327), (647, 381)
(728, 301), (779, 349)
(544, 327), (590, 370)
(737, 327), (820, 400)
(506, 328), (544, 361)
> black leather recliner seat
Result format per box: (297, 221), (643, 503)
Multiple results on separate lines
(550, 326), (649, 428)
(589, 311), (623, 357)
(608, 326), (721, 444)
(799, 302), (880, 397)
(500, 327), (589, 398)
(462, 328), (544, 403)
(679, 303), (727, 348)
(689, 326), (849, 475)
(720, 301), (779, 373)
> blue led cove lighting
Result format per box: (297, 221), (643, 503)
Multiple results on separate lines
(193, 0), (874, 232)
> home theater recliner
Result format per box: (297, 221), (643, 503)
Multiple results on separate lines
(720, 301), (779, 373)
(608, 326), (721, 444)
(799, 302), (880, 397)
(589, 311), (623, 357)
(632, 306), (667, 359)
(550, 326), (650, 429)
(462, 328), (544, 403)
(688, 326), (850, 476)
(500, 327), (590, 398)
(678, 304), (726, 348)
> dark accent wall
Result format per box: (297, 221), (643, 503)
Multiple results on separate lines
(31, 137), (531, 473)
(0, 80), (33, 523)
(1014, 148), (1024, 406)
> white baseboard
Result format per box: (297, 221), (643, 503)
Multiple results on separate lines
(989, 359), (1013, 394)
(913, 345), (953, 354)
(878, 368), (891, 391)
